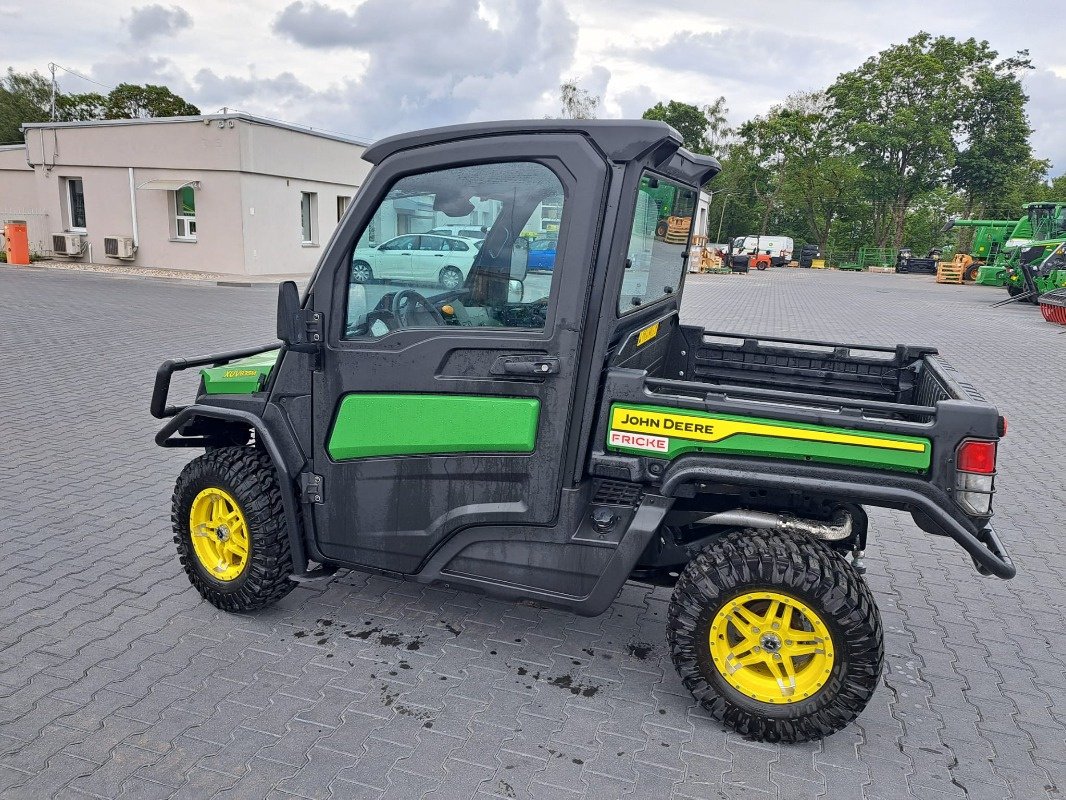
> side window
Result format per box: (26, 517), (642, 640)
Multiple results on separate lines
(345, 162), (566, 339)
(618, 172), (697, 314)
(381, 235), (417, 251)
(66, 178), (87, 231)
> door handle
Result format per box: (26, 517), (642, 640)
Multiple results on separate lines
(492, 356), (561, 376)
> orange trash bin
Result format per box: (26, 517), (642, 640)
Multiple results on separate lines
(4, 222), (29, 265)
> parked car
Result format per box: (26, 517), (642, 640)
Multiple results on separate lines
(351, 234), (481, 289)
(527, 235), (558, 271)
(427, 225), (488, 239)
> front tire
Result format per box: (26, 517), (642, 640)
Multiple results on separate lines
(351, 260), (373, 284)
(668, 528), (883, 742)
(964, 264), (980, 282)
(439, 265), (463, 290)
(172, 447), (295, 612)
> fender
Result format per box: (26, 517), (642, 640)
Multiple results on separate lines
(156, 405), (310, 574)
(660, 456), (1015, 579)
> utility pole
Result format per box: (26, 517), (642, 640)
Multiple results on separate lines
(48, 63), (57, 121)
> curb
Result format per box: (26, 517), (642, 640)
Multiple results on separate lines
(1, 263), (285, 288)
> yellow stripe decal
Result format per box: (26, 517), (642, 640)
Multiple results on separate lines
(610, 407), (926, 453)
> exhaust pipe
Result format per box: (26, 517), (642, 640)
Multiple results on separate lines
(695, 508), (853, 541)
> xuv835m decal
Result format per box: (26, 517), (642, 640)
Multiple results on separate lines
(606, 403), (930, 472)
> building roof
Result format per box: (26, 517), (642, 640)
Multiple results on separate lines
(21, 112), (370, 147)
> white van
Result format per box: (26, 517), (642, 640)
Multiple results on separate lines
(739, 235), (795, 267)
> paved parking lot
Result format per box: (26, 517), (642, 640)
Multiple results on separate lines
(0, 266), (1063, 799)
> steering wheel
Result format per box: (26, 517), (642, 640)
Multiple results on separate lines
(390, 289), (446, 327)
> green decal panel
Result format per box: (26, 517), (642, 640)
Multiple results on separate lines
(606, 403), (931, 472)
(328, 394), (541, 460)
(201, 349), (280, 395)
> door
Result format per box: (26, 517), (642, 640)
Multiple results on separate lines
(415, 234), (449, 284)
(377, 234), (417, 279)
(310, 136), (608, 572)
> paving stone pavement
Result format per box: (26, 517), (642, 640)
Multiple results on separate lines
(0, 266), (1064, 800)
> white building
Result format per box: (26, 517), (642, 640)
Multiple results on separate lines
(0, 113), (372, 277)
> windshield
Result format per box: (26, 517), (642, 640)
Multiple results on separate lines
(1027, 205), (1066, 240)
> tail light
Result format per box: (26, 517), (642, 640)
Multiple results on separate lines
(955, 440), (996, 516)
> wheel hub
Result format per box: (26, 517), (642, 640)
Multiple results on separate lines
(189, 488), (249, 582)
(760, 633), (782, 653)
(709, 590), (835, 704)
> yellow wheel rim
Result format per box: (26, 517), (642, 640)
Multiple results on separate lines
(189, 488), (250, 582)
(709, 590), (835, 704)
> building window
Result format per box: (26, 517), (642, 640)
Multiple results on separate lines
(337, 195), (351, 222)
(174, 186), (197, 240)
(301, 192), (317, 244)
(66, 178), (86, 231)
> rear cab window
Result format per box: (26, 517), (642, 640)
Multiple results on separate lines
(618, 172), (697, 315)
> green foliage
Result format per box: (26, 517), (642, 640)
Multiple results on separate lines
(642, 97), (733, 155)
(827, 32), (1034, 248)
(0, 69), (50, 143)
(0, 68), (200, 142)
(680, 32), (1057, 260)
(102, 83), (200, 119)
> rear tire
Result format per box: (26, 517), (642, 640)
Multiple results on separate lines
(172, 447), (295, 612)
(668, 528), (883, 743)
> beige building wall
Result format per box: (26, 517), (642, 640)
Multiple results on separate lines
(237, 121), (371, 275)
(7, 114), (369, 276)
(0, 145), (51, 254)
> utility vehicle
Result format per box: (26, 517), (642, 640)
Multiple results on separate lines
(152, 120), (1015, 743)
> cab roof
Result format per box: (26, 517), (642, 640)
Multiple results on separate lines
(363, 119), (721, 188)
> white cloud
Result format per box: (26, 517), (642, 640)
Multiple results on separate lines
(126, 4), (193, 41)
(2, 0), (1066, 173)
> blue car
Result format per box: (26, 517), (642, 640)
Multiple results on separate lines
(527, 236), (557, 271)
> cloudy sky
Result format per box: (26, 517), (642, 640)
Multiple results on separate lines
(6, 0), (1066, 172)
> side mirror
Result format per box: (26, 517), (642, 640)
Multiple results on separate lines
(508, 279), (524, 303)
(510, 242), (529, 282)
(277, 280), (321, 351)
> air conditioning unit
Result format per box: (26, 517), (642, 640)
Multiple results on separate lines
(51, 233), (85, 257)
(104, 236), (136, 260)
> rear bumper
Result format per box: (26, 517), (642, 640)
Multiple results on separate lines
(652, 456), (1016, 579)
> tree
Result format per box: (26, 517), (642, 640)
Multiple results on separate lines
(952, 52), (1034, 219)
(57, 91), (107, 122)
(827, 33), (1027, 248)
(0, 68), (200, 141)
(102, 83), (199, 119)
(642, 100), (708, 151)
(702, 96), (734, 156)
(0, 69), (50, 142)
(641, 98), (733, 154)
(557, 80), (598, 120)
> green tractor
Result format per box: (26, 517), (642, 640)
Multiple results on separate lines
(968, 202), (1066, 287)
(1002, 240), (1066, 302)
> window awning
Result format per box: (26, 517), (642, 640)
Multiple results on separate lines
(137, 179), (201, 191)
